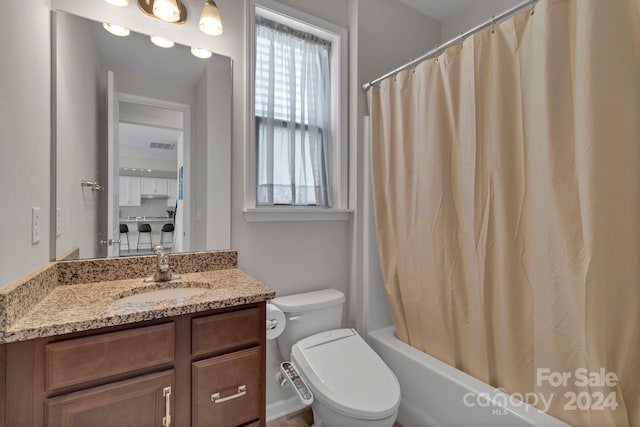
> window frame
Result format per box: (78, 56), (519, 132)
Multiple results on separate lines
(245, 0), (350, 222)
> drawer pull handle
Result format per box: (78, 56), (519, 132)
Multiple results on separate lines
(211, 385), (247, 404)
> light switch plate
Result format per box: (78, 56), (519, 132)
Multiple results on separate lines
(32, 207), (41, 245)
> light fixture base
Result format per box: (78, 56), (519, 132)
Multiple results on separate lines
(137, 0), (187, 24)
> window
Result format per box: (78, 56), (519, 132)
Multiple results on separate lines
(255, 17), (331, 206)
(247, 1), (349, 221)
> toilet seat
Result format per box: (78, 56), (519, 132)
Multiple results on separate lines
(291, 328), (401, 421)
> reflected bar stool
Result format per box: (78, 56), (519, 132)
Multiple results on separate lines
(137, 223), (153, 252)
(119, 224), (130, 255)
(160, 223), (175, 251)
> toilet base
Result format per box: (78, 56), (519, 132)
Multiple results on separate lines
(311, 401), (398, 427)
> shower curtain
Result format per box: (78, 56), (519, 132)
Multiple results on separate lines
(368, 0), (640, 426)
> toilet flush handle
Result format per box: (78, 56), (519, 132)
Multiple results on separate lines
(287, 315), (302, 321)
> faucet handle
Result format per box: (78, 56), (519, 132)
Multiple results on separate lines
(153, 245), (165, 254)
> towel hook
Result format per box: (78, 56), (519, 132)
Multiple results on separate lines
(80, 180), (103, 191)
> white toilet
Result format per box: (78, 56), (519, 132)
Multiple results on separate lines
(271, 289), (401, 427)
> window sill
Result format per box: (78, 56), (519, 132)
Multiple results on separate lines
(243, 207), (353, 222)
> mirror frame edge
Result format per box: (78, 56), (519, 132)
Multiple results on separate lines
(49, 10), (58, 263)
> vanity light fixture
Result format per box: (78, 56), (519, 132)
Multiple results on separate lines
(104, 0), (129, 6)
(199, 0), (223, 36)
(150, 35), (175, 48)
(191, 46), (212, 59)
(137, 0), (187, 24)
(153, 0), (181, 22)
(103, 22), (131, 37)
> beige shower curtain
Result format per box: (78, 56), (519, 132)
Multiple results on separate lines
(368, 0), (640, 426)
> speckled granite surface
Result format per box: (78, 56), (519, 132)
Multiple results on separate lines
(0, 263), (58, 335)
(57, 250), (238, 285)
(0, 251), (274, 344)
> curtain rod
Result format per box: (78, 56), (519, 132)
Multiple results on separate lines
(361, 0), (538, 91)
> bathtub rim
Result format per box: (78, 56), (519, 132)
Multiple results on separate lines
(368, 326), (571, 427)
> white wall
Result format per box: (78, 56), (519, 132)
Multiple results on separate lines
(56, 12), (101, 260)
(350, 0), (441, 333)
(440, 0), (524, 41)
(205, 62), (232, 252)
(0, 0), (51, 287)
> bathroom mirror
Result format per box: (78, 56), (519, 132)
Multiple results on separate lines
(54, 10), (232, 260)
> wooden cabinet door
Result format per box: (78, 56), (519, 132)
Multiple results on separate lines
(46, 370), (174, 427)
(192, 347), (261, 427)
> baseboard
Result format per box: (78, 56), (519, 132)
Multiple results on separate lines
(266, 396), (307, 422)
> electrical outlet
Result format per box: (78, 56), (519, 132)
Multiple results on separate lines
(56, 208), (62, 237)
(32, 207), (41, 245)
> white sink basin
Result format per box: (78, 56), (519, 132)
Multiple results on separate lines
(118, 288), (208, 303)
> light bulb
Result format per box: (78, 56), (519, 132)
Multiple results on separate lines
(103, 22), (130, 37)
(191, 47), (213, 59)
(104, 0), (128, 6)
(199, 0), (223, 36)
(153, 0), (181, 22)
(150, 36), (175, 48)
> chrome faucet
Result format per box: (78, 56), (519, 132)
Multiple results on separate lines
(144, 245), (181, 282)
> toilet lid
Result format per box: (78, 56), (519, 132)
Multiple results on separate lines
(291, 329), (401, 420)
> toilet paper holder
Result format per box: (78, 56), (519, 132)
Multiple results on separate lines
(266, 303), (286, 340)
(266, 319), (280, 330)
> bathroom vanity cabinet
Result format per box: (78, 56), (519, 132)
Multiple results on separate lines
(0, 302), (266, 427)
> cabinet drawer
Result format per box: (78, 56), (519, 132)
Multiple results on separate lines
(46, 370), (174, 427)
(192, 347), (261, 427)
(45, 323), (175, 392)
(192, 307), (261, 357)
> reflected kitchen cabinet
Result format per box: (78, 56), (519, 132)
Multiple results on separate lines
(141, 178), (169, 196)
(119, 176), (142, 207)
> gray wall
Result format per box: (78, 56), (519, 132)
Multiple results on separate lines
(440, 0), (524, 40)
(0, 0), (51, 286)
(350, 0), (441, 334)
(55, 12), (101, 260)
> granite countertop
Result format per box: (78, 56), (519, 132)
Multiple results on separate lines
(0, 251), (275, 344)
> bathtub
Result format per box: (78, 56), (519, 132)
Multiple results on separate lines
(368, 327), (571, 427)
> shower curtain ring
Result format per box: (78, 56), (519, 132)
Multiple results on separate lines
(530, 0), (536, 15)
(435, 44), (440, 62)
(491, 15), (496, 34)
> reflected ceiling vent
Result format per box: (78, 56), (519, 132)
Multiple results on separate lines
(149, 142), (176, 150)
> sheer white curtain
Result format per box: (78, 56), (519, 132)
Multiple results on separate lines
(255, 18), (331, 206)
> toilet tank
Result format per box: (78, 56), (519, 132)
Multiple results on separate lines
(271, 289), (345, 360)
